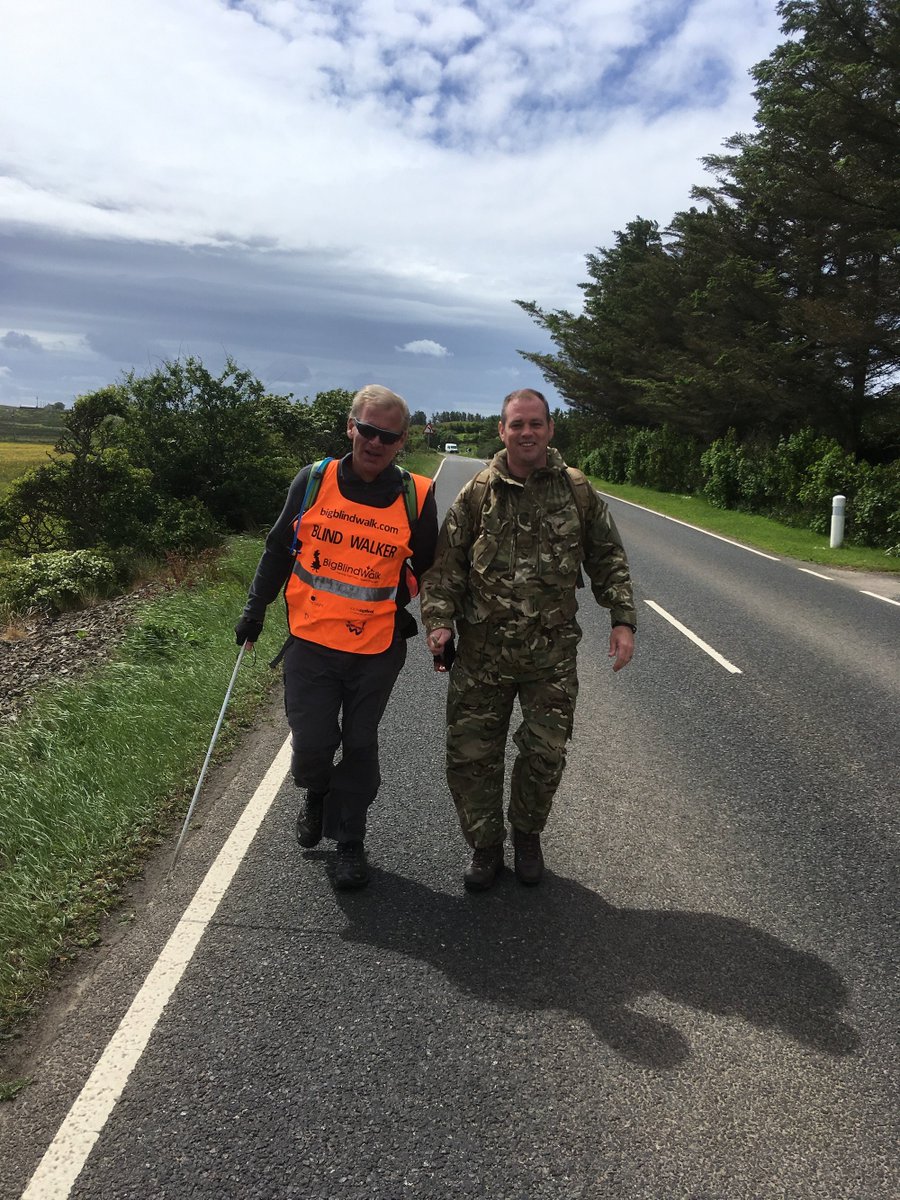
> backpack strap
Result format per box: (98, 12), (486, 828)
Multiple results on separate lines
(398, 467), (419, 532)
(466, 467), (493, 529)
(564, 466), (592, 543)
(290, 457), (332, 555)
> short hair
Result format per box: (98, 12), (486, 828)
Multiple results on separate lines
(500, 388), (551, 425)
(350, 384), (410, 431)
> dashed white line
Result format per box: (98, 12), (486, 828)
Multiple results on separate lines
(798, 568), (834, 580)
(860, 590), (900, 608)
(21, 737), (293, 1200)
(644, 600), (743, 674)
(598, 492), (780, 560)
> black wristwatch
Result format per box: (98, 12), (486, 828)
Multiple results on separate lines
(612, 622), (636, 633)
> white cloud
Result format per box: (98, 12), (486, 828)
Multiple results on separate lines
(396, 339), (451, 357)
(0, 1), (786, 407)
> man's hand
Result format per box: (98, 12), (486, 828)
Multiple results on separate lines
(608, 625), (634, 672)
(235, 616), (264, 648)
(427, 627), (454, 671)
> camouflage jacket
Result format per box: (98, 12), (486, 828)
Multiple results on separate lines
(420, 448), (637, 643)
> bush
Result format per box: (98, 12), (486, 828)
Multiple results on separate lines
(797, 444), (861, 533)
(150, 497), (223, 554)
(581, 433), (630, 483)
(701, 430), (745, 509)
(626, 426), (702, 492)
(0, 550), (117, 615)
(844, 460), (900, 548)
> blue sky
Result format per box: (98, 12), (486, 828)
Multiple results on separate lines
(0, 0), (783, 416)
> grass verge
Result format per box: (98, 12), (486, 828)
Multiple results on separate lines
(588, 478), (900, 574)
(0, 535), (285, 1038)
(400, 447), (441, 476)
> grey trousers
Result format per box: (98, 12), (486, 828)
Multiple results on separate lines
(283, 635), (407, 842)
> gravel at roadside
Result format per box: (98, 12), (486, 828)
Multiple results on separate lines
(0, 585), (167, 724)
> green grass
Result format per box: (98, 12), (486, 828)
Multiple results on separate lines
(0, 536), (285, 1036)
(0, 441), (57, 494)
(588, 477), (900, 573)
(0, 405), (64, 444)
(400, 447), (441, 476)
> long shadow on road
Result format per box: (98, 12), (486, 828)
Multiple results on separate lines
(333, 867), (859, 1070)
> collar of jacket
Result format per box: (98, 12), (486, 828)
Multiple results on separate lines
(339, 452), (406, 501)
(489, 445), (568, 484)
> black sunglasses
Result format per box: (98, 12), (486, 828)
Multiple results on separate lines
(351, 417), (404, 446)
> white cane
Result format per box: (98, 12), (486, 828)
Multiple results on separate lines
(169, 642), (248, 874)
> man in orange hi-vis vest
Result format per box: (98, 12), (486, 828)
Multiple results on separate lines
(236, 385), (437, 889)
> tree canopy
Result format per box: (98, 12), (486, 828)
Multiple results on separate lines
(517, 0), (900, 456)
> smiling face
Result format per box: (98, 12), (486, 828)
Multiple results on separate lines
(347, 402), (408, 481)
(499, 393), (554, 478)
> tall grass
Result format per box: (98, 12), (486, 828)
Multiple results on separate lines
(0, 536), (284, 1031)
(0, 441), (57, 494)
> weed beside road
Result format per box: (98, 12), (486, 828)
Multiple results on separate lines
(0, 536), (284, 1036)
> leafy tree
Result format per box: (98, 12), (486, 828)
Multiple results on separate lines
(119, 357), (303, 529)
(306, 388), (355, 458)
(517, 219), (690, 430)
(695, 0), (900, 452)
(517, 1), (899, 455)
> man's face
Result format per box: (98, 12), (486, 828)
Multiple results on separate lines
(498, 395), (554, 476)
(347, 403), (408, 481)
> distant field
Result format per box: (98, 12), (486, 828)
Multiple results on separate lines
(0, 441), (55, 493)
(0, 404), (65, 444)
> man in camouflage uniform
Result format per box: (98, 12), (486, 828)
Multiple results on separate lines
(420, 388), (636, 891)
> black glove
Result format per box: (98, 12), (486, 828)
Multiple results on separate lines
(235, 616), (264, 646)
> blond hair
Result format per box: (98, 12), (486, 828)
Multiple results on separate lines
(350, 385), (410, 430)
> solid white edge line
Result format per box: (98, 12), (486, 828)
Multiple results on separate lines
(798, 568), (834, 581)
(644, 600), (743, 674)
(597, 491), (781, 560)
(21, 736), (293, 1200)
(860, 590), (900, 608)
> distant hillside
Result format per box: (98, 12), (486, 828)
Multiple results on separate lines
(0, 404), (65, 443)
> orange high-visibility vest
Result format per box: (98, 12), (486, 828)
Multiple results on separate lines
(285, 460), (431, 654)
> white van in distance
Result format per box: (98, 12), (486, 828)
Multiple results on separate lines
(445, 442), (459, 453)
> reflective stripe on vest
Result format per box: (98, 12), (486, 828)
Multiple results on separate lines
(284, 460), (428, 654)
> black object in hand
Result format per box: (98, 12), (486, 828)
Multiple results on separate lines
(433, 636), (456, 672)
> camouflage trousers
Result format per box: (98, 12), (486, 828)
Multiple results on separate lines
(445, 637), (579, 848)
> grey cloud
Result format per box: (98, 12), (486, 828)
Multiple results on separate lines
(0, 228), (560, 414)
(2, 330), (44, 352)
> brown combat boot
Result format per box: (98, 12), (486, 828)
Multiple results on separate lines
(463, 844), (504, 892)
(513, 829), (544, 885)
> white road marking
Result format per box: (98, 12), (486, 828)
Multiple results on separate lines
(644, 600), (743, 674)
(798, 568), (834, 581)
(860, 590), (900, 608)
(21, 736), (293, 1200)
(599, 492), (781, 560)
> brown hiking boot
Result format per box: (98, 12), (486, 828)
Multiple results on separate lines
(513, 829), (544, 885)
(464, 844), (504, 892)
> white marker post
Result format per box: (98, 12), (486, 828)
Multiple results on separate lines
(830, 494), (846, 548)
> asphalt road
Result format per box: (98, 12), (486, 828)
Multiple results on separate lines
(2, 453), (898, 1199)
